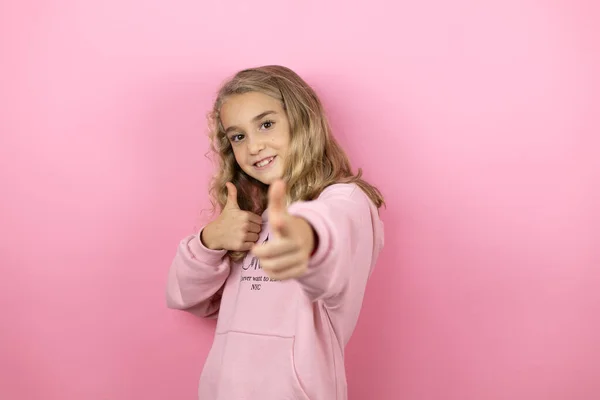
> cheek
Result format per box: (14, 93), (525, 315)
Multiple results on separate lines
(274, 130), (291, 148)
(231, 147), (245, 164)
(280, 134), (291, 152)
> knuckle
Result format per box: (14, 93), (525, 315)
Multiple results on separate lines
(235, 239), (244, 249)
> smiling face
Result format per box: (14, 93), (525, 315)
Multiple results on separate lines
(219, 91), (291, 185)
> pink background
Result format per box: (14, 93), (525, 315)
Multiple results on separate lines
(1, 1), (599, 399)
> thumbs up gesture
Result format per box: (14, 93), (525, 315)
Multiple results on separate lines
(201, 182), (263, 251)
(252, 180), (316, 281)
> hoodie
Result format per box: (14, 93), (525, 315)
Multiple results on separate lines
(166, 183), (384, 400)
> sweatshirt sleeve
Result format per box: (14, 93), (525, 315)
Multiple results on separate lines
(287, 184), (378, 304)
(166, 229), (231, 319)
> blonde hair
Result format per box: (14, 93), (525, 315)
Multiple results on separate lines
(206, 65), (384, 260)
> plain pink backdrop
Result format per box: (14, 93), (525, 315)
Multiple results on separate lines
(1, 1), (598, 399)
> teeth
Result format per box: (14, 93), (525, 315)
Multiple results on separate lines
(256, 157), (274, 167)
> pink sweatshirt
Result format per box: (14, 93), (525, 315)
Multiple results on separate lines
(166, 183), (384, 400)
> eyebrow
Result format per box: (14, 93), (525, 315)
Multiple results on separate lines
(224, 111), (277, 135)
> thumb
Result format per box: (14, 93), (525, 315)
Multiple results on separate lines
(268, 180), (288, 236)
(224, 182), (239, 209)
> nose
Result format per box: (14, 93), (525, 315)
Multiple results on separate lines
(247, 135), (266, 155)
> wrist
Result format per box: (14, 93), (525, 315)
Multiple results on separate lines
(200, 223), (222, 250)
(293, 216), (317, 256)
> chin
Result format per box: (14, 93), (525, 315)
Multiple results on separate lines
(257, 176), (278, 185)
(242, 167), (281, 185)
(252, 173), (283, 186)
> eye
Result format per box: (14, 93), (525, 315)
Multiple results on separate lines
(260, 120), (275, 130)
(229, 134), (245, 143)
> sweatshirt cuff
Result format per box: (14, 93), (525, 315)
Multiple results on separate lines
(187, 227), (228, 263)
(287, 203), (331, 269)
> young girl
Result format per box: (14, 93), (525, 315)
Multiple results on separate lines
(166, 65), (385, 400)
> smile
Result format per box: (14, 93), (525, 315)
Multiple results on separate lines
(254, 156), (275, 169)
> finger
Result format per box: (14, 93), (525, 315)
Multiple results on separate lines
(272, 214), (293, 238)
(246, 222), (262, 234)
(251, 239), (297, 259)
(268, 180), (288, 237)
(268, 179), (287, 214)
(225, 182), (239, 209)
(238, 242), (254, 252)
(244, 232), (259, 243)
(260, 252), (306, 273)
(245, 212), (263, 226)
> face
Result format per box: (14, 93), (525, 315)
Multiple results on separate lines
(220, 91), (291, 185)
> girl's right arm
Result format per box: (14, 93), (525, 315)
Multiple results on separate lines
(166, 183), (263, 318)
(165, 228), (230, 319)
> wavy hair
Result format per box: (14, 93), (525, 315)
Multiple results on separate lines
(206, 65), (384, 260)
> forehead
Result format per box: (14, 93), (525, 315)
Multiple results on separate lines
(220, 92), (284, 126)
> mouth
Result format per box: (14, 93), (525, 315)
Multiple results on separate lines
(253, 156), (276, 169)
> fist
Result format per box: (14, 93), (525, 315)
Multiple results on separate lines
(201, 182), (263, 251)
(251, 180), (316, 281)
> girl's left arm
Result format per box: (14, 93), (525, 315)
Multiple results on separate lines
(287, 184), (384, 304)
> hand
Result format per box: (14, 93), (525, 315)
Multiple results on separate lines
(201, 182), (263, 251)
(251, 180), (316, 281)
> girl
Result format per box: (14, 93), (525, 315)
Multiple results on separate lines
(166, 65), (385, 400)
